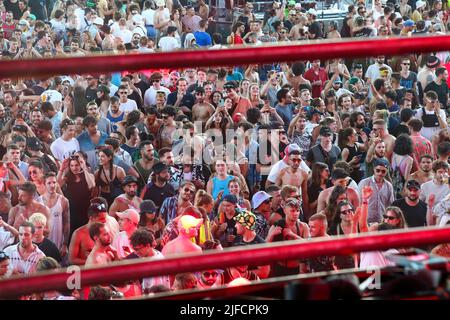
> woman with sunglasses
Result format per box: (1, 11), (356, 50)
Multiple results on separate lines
(328, 200), (361, 269)
(95, 148), (126, 207)
(58, 154), (95, 234)
(28, 160), (62, 198)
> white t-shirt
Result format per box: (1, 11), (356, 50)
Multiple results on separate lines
(420, 180), (450, 205)
(158, 36), (180, 52)
(50, 137), (80, 161)
(114, 28), (133, 44)
(119, 99), (138, 113)
(112, 231), (133, 259)
(144, 85), (171, 106)
(267, 158), (311, 183)
(142, 9), (155, 26)
(414, 108), (447, 141)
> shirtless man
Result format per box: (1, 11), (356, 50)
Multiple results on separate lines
(38, 172), (70, 256)
(162, 214), (203, 256)
(192, 87), (215, 128)
(316, 168), (360, 213)
(85, 222), (119, 266)
(156, 106), (177, 149)
(274, 149), (310, 215)
(372, 119), (395, 162)
(68, 203), (108, 265)
(109, 175), (142, 219)
(8, 182), (51, 232)
(410, 155), (434, 185)
(154, 0), (171, 41)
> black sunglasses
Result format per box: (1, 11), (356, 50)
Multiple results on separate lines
(383, 215), (397, 221)
(203, 271), (218, 278)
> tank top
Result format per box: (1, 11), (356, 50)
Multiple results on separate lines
(106, 110), (125, 131)
(211, 175), (233, 200)
(38, 195), (64, 251)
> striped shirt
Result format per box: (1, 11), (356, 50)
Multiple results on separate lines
(3, 244), (46, 276)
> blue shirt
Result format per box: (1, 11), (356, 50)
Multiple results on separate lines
(193, 31), (212, 47)
(49, 112), (63, 138)
(275, 103), (296, 130)
(77, 130), (109, 169)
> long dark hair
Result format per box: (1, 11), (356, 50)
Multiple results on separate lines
(328, 200), (354, 236)
(95, 148), (114, 183)
(325, 185), (347, 226)
(309, 162), (328, 188)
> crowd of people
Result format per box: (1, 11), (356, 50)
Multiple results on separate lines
(0, 0), (449, 300)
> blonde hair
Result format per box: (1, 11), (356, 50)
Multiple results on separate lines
(29, 212), (47, 226)
(195, 189), (214, 207)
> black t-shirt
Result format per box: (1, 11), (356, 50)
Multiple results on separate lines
(4, 0), (21, 20)
(232, 234), (266, 246)
(142, 182), (176, 211)
(35, 238), (62, 263)
(391, 198), (427, 228)
(392, 123), (410, 138)
(309, 21), (323, 39)
(424, 81), (449, 109)
(85, 86), (98, 103)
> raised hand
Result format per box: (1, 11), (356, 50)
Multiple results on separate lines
(362, 186), (373, 201)
(428, 194), (436, 208)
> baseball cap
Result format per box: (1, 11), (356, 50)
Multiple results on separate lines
(416, 0), (426, 9)
(28, 14), (36, 21)
(319, 126), (333, 137)
(373, 158), (390, 169)
(18, 19), (29, 27)
(152, 162), (168, 174)
(41, 90), (62, 104)
(251, 191), (272, 209)
(233, 209), (257, 231)
(140, 200), (157, 214)
(222, 194), (238, 205)
(289, 10), (297, 15)
(333, 77), (342, 84)
(178, 215), (203, 231)
(288, 0), (296, 6)
(224, 81), (238, 89)
(426, 56), (440, 69)
(406, 179), (421, 190)
(403, 20), (415, 28)
(307, 8), (317, 16)
(295, 3), (302, 9)
(93, 17), (104, 25)
(61, 76), (74, 86)
(26, 137), (42, 151)
(117, 209), (140, 225)
(156, 0), (165, 6)
(121, 175), (138, 187)
(284, 143), (301, 157)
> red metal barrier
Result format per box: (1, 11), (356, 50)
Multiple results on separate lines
(0, 226), (449, 298)
(0, 35), (449, 78)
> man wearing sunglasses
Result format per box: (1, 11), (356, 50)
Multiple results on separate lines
(144, 72), (171, 107)
(391, 179), (427, 228)
(357, 158), (395, 224)
(274, 149), (310, 217)
(68, 202), (109, 266)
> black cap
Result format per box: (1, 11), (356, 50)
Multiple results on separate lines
(152, 162), (168, 174)
(140, 200), (157, 214)
(406, 179), (421, 190)
(224, 81), (238, 89)
(426, 55), (440, 68)
(319, 126), (333, 137)
(26, 137), (42, 151)
(122, 175), (138, 187)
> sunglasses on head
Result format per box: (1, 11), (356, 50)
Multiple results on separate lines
(340, 208), (354, 215)
(383, 214), (397, 220)
(91, 203), (106, 212)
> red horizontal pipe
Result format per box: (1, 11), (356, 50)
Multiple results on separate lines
(0, 36), (450, 79)
(0, 226), (449, 298)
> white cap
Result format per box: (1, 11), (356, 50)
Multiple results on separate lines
(93, 17), (104, 25)
(156, 0), (165, 6)
(116, 209), (140, 225)
(251, 191), (272, 209)
(307, 8), (317, 16)
(60, 76), (74, 86)
(294, 3), (302, 9)
(416, 0), (426, 8)
(41, 90), (63, 103)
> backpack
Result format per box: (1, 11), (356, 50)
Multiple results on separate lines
(391, 156), (407, 199)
